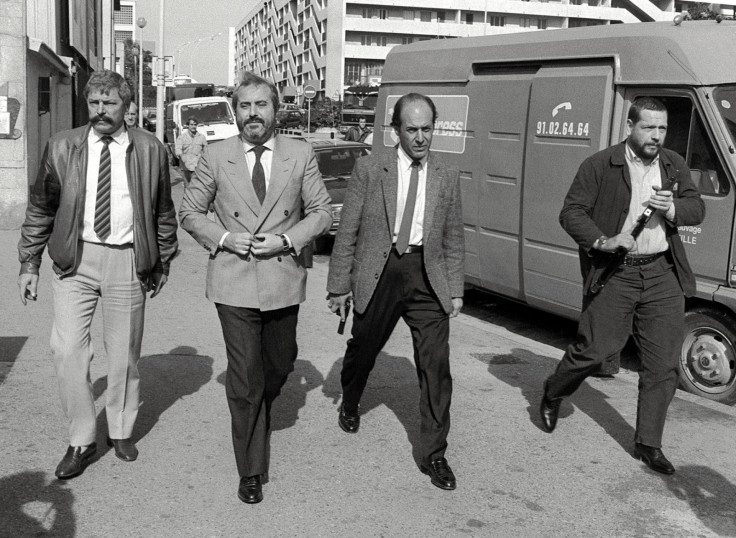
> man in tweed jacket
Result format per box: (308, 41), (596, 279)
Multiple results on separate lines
(327, 93), (464, 491)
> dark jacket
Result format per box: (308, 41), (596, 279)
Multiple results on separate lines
(559, 142), (705, 297)
(18, 124), (178, 289)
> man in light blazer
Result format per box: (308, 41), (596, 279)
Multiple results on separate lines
(327, 93), (465, 490)
(179, 72), (331, 504)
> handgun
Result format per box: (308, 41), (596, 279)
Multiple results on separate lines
(337, 300), (351, 335)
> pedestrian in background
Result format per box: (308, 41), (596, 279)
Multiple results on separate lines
(17, 70), (178, 479)
(344, 116), (370, 143)
(124, 100), (139, 129)
(175, 117), (207, 185)
(327, 93), (464, 491)
(179, 72), (331, 504)
(540, 97), (705, 474)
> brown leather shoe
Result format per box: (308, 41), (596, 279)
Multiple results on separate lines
(238, 475), (263, 504)
(106, 437), (138, 462)
(421, 457), (457, 490)
(55, 443), (97, 479)
(338, 403), (360, 433)
(634, 443), (675, 474)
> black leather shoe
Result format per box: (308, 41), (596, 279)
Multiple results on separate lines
(238, 475), (263, 504)
(634, 443), (675, 475)
(338, 403), (360, 433)
(106, 437), (138, 462)
(421, 457), (457, 490)
(55, 443), (97, 479)
(540, 383), (562, 433)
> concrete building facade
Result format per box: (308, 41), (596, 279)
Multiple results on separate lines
(0, 0), (116, 229)
(233, 0), (735, 101)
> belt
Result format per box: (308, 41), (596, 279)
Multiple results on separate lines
(622, 252), (665, 267)
(395, 245), (423, 254)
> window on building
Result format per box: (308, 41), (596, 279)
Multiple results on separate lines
(420, 11), (431, 22)
(437, 11), (446, 23)
(488, 15), (505, 26)
(404, 10), (415, 20)
(114, 5), (133, 25)
(537, 18), (548, 29)
(520, 16), (531, 27)
(402, 36), (414, 44)
(466, 13), (474, 24)
(38, 77), (51, 115)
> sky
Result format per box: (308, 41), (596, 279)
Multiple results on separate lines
(134, 0), (255, 85)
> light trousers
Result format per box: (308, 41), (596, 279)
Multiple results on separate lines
(51, 241), (145, 446)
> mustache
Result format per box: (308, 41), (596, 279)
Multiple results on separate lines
(244, 116), (264, 125)
(91, 116), (112, 124)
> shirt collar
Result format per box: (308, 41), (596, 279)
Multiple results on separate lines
(625, 141), (659, 167)
(242, 135), (275, 153)
(89, 127), (128, 146)
(397, 146), (427, 171)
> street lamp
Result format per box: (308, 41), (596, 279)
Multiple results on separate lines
(137, 17), (147, 128)
(175, 40), (196, 78)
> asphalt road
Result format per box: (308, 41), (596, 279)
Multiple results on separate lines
(1, 169), (736, 537)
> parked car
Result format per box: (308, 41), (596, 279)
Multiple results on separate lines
(144, 112), (156, 133)
(276, 110), (304, 130)
(310, 139), (371, 250)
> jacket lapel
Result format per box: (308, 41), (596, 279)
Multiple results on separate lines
(381, 151), (398, 234)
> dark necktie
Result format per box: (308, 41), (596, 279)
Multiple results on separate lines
(395, 160), (421, 255)
(94, 135), (114, 241)
(251, 145), (267, 204)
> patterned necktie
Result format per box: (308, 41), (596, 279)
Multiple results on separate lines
(395, 160), (421, 255)
(251, 145), (267, 204)
(94, 135), (114, 241)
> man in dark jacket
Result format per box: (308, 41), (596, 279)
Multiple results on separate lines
(17, 70), (178, 479)
(540, 97), (705, 475)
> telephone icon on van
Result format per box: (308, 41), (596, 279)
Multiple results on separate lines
(552, 102), (572, 117)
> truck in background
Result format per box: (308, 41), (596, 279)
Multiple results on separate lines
(374, 20), (736, 404)
(165, 96), (238, 162)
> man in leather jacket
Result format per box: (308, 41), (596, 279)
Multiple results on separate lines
(17, 70), (178, 479)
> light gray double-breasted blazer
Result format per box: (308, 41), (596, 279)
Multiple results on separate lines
(327, 149), (465, 315)
(179, 134), (331, 311)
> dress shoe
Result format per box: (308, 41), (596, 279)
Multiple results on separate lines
(55, 443), (97, 479)
(106, 437), (138, 462)
(338, 403), (360, 433)
(421, 457), (457, 490)
(634, 443), (675, 475)
(540, 383), (562, 433)
(238, 475), (263, 504)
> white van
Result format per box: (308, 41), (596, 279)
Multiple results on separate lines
(165, 96), (238, 157)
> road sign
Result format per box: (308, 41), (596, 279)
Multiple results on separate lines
(303, 85), (317, 99)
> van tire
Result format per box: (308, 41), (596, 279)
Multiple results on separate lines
(679, 308), (736, 404)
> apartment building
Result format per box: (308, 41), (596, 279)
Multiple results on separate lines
(233, 0), (734, 101)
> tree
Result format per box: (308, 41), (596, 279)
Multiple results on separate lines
(123, 38), (155, 105)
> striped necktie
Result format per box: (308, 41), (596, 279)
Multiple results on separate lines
(94, 135), (114, 241)
(395, 160), (421, 255)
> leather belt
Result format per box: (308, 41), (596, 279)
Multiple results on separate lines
(623, 252), (665, 267)
(400, 245), (423, 254)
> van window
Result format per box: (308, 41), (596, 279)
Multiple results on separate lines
(652, 96), (729, 196)
(181, 102), (234, 126)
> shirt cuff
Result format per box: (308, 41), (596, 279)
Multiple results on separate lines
(282, 234), (293, 250)
(218, 231), (230, 249)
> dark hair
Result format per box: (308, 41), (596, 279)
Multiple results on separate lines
(357, 116), (366, 121)
(84, 70), (132, 106)
(628, 97), (667, 124)
(187, 117), (199, 125)
(390, 93), (438, 130)
(232, 72), (279, 113)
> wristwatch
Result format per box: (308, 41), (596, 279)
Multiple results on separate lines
(278, 234), (291, 253)
(594, 235), (608, 250)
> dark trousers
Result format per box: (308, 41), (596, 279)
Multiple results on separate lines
(545, 254), (684, 447)
(341, 250), (452, 465)
(216, 303), (299, 478)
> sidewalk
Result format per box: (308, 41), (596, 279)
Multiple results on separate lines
(2, 178), (736, 537)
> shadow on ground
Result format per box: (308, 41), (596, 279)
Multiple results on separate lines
(0, 471), (75, 537)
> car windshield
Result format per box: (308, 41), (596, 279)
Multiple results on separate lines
(713, 86), (736, 148)
(316, 147), (369, 179)
(181, 102), (234, 126)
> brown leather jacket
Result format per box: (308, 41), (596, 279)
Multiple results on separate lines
(18, 124), (178, 289)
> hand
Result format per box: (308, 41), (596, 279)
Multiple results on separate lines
(648, 187), (674, 213)
(250, 233), (284, 257)
(327, 292), (352, 321)
(18, 273), (39, 305)
(150, 273), (167, 298)
(450, 297), (463, 318)
(223, 232), (255, 256)
(599, 233), (636, 253)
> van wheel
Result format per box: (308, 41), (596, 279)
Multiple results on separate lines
(679, 308), (736, 404)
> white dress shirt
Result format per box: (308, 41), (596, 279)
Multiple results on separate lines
(393, 147), (427, 246)
(82, 129), (134, 245)
(242, 136), (276, 188)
